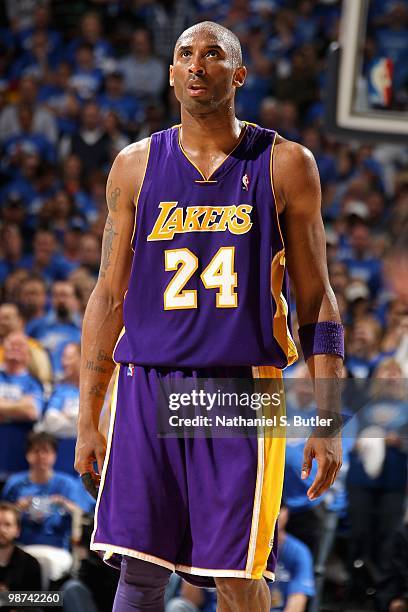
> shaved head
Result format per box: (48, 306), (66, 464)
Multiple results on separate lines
(174, 21), (243, 68)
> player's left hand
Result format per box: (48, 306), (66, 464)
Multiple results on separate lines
(301, 434), (342, 500)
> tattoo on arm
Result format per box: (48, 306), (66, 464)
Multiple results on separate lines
(89, 383), (106, 399)
(85, 360), (108, 374)
(107, 179), (121, 211)
(97, 349), (112, 362)
(99, 215), (118, 278)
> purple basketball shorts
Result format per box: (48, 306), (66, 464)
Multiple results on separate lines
(91, 364), (285, 588)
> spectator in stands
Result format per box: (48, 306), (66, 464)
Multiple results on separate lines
(68, 268), (96, 315)
(104, 110), (131, 159)
(5, 0), (39, 33)
(1, 144), (38, 202)
(60, 154), (89, 211)
(19, 276), (48, 337)
(12, 30), (57, 82)
(137, 102), (166, 139)
(0, 75), (57, 145)
(2, 269), (30, 304)
(15, 4), (61, 59)
(30, 280), (81, 379)
(65, 11), (113, 71)
(2, 105), (57, 166)
(345, 315), (384, 378)
(0, 501), (42, 592)
(274, 102), (299, 143)
(381, 299), (408, 355)
(341, 220), (383, 298)
(302, 127), (337, 207)
(38, 61), (80, 137)
(0, 303), (52, 386)
(344, 280), (372, 322)
(385, 235), (408, 311)
(119, 28), (166, 101)
(375, 517), (408, 612)
(233, 26), (273, 123)
(347, 358), (408, 597)
(328, 261), (350, 296)
(62, 520), (119, 612)
(0, 224), (24, 285)
(63, 551), (120, 612)
(43, 190), (85, 247)
(78, 233), (101, 279)
(21, 229), (74, 283)
(269, 505), (315, 612)
(0, 332), (44, 479)
(259, 97), (281, 132)
(2, 432), (81, 584)
(60, 102), (111, 176)
(69, 43), (104, 103)
(98, 70), (141, 136)
(37, 343), (80, 474)
(62, 227), (83, 270)
(275, 46), (318, 114)
(0, 201), (28, 250)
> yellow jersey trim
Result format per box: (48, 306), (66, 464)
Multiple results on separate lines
(246, 367), (285, 579)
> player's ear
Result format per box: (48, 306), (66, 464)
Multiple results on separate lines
(169, 65), (174, 87)
(233, 65), (246, 89)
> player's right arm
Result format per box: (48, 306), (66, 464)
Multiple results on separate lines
(74, 139), (150, 487)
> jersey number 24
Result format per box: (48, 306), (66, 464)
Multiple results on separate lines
(164, 247), (237, 310)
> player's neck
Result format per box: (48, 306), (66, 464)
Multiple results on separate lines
(180, 107), (243, 155)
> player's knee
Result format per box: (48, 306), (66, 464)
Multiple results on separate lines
(121, 556), (171, 590)
(215, 577), (269, 607)
(114, 557), (172, 611)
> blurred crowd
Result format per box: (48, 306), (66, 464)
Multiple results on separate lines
(0, 1), (407, 611)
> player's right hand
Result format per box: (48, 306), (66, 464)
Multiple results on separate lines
(74, 429), (107, 494)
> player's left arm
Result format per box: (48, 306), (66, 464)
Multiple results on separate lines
(274, 139), (343, 501)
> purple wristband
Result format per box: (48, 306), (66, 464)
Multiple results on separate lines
(298, 321), (344, 361)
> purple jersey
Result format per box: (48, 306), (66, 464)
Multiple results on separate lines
(114, 123), (297, 369)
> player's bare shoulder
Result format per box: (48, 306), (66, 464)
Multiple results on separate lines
(273, 135), (320, 213)
(110, 138), (151, 206)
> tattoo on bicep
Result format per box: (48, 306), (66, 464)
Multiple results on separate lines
(107, 179), (121, 211)
(99, 215), (118, 278)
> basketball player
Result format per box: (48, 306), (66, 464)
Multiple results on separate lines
(75, 21), (343, 612)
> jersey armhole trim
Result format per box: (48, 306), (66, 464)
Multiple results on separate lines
(269, 132), (285, 248)
(130, 136), (152, 250)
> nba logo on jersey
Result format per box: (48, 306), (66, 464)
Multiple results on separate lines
(242, 174), (250, 191)
(127, 364), (135, 377)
